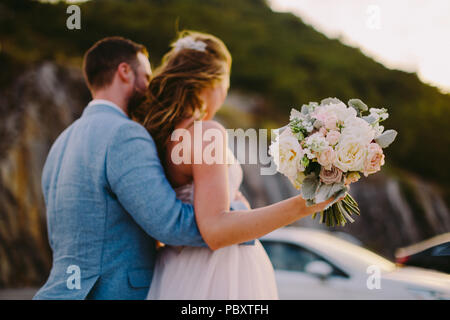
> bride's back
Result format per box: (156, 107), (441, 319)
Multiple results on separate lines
(163, 117), (196, 188)
(164, 118), (243, 199)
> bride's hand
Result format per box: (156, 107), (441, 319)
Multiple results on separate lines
(300, 192), (346, 216)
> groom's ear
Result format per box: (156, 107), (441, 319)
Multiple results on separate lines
(116, 62), (135, 85)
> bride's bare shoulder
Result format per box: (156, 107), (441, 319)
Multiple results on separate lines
(185, 120), (228, 165)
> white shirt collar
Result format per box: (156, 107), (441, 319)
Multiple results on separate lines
(87, 99), (127, 116)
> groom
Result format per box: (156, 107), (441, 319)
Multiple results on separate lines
(34, 37), (250, 300)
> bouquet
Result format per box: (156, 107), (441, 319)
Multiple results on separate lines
(269, 98), (397, 227)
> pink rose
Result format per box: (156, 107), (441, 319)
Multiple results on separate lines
(317, 146), (336, 170)
(363, 143), (385, 177)
(324, 114), (338, 130)
(319, 127), (328, 136)
(326, 130), (340, 146)
(313, 110), (338, 130)
(319, 166), (343, 185)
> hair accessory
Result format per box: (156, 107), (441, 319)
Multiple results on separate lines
(173, 36), (207, 53)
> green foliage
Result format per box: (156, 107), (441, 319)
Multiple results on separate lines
(375, 130), (398, 149)
(1, 0), (449, 184)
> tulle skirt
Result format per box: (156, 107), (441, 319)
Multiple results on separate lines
(146, 240), (278, 300)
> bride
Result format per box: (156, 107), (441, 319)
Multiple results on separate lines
(131, 30), (340, 299)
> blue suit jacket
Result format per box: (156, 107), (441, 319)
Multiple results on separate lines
(34, 104), (251, 300)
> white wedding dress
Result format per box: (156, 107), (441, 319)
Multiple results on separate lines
(147, 149), (278, 300)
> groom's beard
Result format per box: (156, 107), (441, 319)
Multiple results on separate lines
(127, 85), (148, 117)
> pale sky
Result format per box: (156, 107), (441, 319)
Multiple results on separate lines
(269, 0), (450, 93)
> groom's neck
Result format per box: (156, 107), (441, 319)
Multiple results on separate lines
(91, 88), (128, 115)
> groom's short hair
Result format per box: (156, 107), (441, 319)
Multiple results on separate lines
(83, 36), (148, 90)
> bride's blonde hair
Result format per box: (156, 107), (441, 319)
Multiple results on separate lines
(131, 30), (232, 154)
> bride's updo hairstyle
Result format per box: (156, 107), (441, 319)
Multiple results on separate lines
(131, 30), (232, 154)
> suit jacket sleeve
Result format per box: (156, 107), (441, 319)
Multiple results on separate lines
(106, 122), (207, 247)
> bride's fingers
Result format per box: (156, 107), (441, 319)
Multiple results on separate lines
(313, 196), (335, 211)
(315, 192), (346, 210)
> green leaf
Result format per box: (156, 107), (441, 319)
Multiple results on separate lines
(363, 115), (377, 124)
(323, 187), (347, 210)
(329, 182), (345, 198)
(321, 97), (343, 106)
(295, 131), (305, 140)
(348, 98), (368, 112)
(301, 173), (320, 200)
(375, 129), (398, 148)
(315, 183), (333, 203)
(300, 155), (310, 168)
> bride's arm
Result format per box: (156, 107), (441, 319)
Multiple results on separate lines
(190, 120), (337, 251)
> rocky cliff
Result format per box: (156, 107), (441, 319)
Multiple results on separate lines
(0, 62), (90, 287)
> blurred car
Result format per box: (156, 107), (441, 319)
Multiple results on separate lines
(395, 233), (450, 274)
(327, 231), (364, 247)
(260, 227), (450, 300)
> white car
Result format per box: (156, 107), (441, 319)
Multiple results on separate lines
(259, 227), (450, 300)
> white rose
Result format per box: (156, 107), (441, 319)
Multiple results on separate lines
(269, 128), (304, 178)
(324, 102), (357, 123)
(334, 138), (368, 172)
(341, 117), (375, 145)
(304, 132), (329, 154)
(312, 107), (338, 130)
